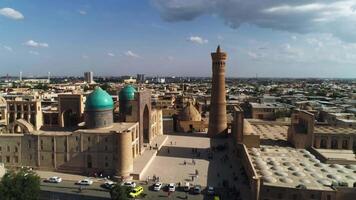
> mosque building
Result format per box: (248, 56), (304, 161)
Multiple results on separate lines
(0, 86), (163, 180)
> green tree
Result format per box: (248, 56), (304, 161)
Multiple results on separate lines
(110, 185), (129, 200)
(0, 168), (40, 200)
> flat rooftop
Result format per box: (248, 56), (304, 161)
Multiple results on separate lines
(248, 146), (356, 190)
(77, 122), (137, 134)
(314, 126), (356, 135)
(34, 122), (137, 135)
(316, 149), (356, 163)
(249, 120), (288, 141)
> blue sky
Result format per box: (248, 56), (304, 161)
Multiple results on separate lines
(0, 0), (356, 78)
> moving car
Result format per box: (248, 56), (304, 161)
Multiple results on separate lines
(153, 182), (162, 191)
(168, 183), (175, 192)
(121, 181), (136, 188)
(129, 186), (144, 198)
(207, 186), (215, 195)
(193, 185), (202, 194)
(77, 179), (93, 185)
(46, 176), (62, 183)
(103, 180), (116, 189)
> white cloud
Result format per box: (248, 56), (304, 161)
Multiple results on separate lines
(2, 45), (13, 52)
(124, 50), (140, 58)
(29, 50), (39, 55)
(0, 8), (24, 20)
(153, 0), (356, 42)
(247, 51), (265, 60)
(24, 40), (49, 48)
(187, 36), (208, 44)
(78, 10), (87, 15)
(108, 52), (115, 57)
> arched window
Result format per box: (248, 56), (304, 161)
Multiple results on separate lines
(320, 139), (327, 148)
(87, 155), (92, 168)
(331, 139), (338, 149)
(342, 140), (349, 149)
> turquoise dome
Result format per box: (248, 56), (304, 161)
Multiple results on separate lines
(119, 85), (137, 101)
(85, 87), (114, 110)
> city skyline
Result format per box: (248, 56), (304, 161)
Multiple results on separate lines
(1, 0), (356, 78)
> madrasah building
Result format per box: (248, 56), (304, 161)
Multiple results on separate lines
(0, 85), (163, 180)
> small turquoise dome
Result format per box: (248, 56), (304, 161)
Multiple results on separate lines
(85, 87), (114, 110)
(119, 85), (137, 101)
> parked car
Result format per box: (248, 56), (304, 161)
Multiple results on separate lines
(77, 179), (93, 185)
(168, 183), (175, 192)
(129, 186), (144, 198)
(183, 182), (190, 192)
(214, 195), (221, 200)
(46, 176), (62, 183)
(153, 182), (162, 191)
(121, 181), (136, 188)
(207, 186), (214, 195)
(103, 180), (116, 189)
(193, 185), (202, 194)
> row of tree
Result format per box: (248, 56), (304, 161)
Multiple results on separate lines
(0, 167), (130, 200)
(0, 168), (40, 200)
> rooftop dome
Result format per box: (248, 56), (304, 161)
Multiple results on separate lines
(119, 85), (137, 101)
(178, 102), (201, 121)
(85, 87), (114, 110)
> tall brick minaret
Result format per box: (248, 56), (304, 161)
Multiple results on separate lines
(208, 45), (228, 137)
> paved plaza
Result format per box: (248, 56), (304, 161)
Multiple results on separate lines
(142, 132), (250, 199)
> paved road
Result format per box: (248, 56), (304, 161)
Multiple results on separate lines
(40, 179), (210, 200)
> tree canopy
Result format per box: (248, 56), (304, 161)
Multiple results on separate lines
(110, 185), (129, 200)
(0, 168), (41, 200)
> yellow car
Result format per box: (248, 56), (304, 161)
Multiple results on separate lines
(129, 186), (143, 198)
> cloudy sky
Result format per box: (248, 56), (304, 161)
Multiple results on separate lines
(0, 0), (356, 78)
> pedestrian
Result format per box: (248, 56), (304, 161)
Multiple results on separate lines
(184, 160), (186, 165)
(155, 143), (158, 149)
(167, 148), (170, 154)
(150, 145), (152, 150)
(192, 159), (195, 165)
(170, 141), (173, 145)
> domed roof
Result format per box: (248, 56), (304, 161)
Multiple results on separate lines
(119, 85), (137, 101)
(85, 87), (114, 110)
(178, 102), (201, 121)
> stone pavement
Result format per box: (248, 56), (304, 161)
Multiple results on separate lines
(131, 134), (168, 179)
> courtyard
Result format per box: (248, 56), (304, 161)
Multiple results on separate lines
(142, 132), (250, 199)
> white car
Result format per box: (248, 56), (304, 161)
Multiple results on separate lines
(77, 179), (93, 185)
(103, 180), (116, 189)
(121, 181), (136, 188)
(153, 182), (162, 191)
(47, 176), (62, 183)
(207, 186), (214, 195)
(168, 183), (175, 192)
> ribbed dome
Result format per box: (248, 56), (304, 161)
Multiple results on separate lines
(85, 87), (114, 110)
(119, 85), (137, 101)
(178, 102), (201, 121)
